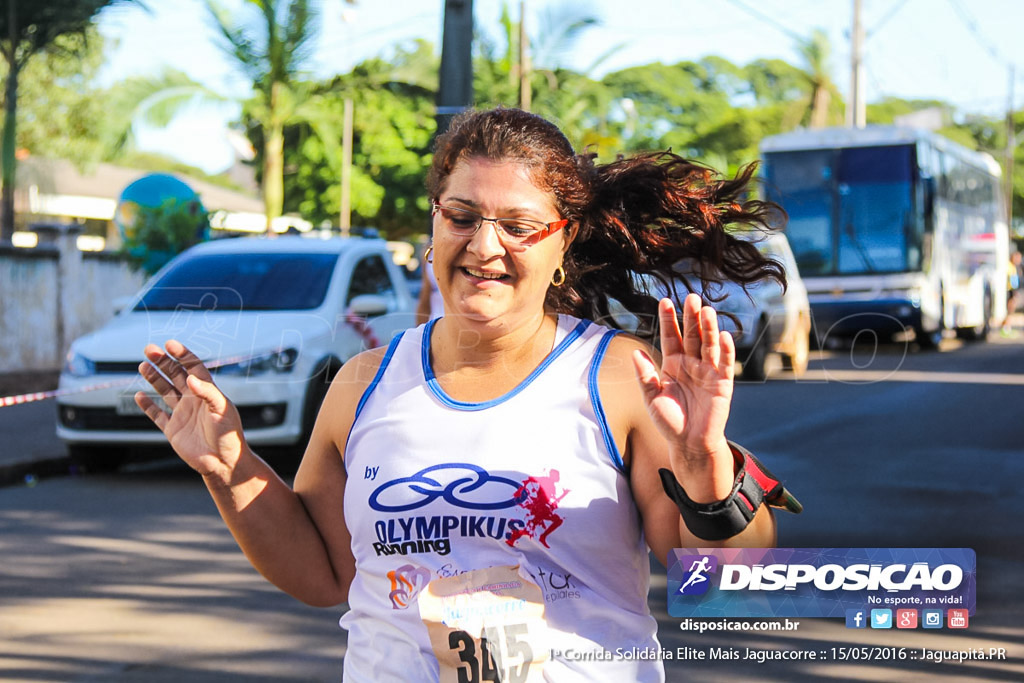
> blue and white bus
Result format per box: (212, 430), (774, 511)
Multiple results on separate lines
(760, 126), (1008, 347)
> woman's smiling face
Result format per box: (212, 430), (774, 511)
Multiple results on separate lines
(432, 157), (570, 331)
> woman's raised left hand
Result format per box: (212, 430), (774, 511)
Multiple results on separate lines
(632, 294), (736, 499)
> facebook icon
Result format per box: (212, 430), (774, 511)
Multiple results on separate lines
(845, 609), (867, 629)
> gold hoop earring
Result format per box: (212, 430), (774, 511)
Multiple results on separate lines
(551, 264), (566, 287)
(424, 246), (433, 264)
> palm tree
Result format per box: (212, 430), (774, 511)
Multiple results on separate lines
(477, 1), (607, 110)
(797, 29), (838, 129)
(100, 68), (229, 160)
(206, 0), (321, 233)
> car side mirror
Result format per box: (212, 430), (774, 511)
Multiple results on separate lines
(348, 294), (390, 317)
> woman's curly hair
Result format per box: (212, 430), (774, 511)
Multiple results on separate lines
(427, 107), (786, 337)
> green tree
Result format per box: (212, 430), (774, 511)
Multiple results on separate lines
(250, 40), (438, 238)
(119, 197), (209, 275)
(1, 25), (228, 186)
(529, 67), (616, 157)
(602, 59), (737, 156)
(474, 1), (607, 115)
(866, 96), (951, 125)
(0, 0), (137, 242)
(1, 28), (106, 165)
(745, 58), (808, 107)
(206, 0), (321, 233)
(951, 108), (1024, 227)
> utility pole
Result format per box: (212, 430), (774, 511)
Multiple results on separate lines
(1006, 65), (1016, 229)
(340, 97), (353, 237)
(519, 0), (531, 111)
(436, 0), (474, 137)
(847, 0), (866, 128)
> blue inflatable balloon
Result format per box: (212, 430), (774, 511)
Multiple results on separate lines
(115, 173), (205, 241)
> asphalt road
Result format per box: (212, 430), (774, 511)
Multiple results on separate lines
(2, 334), (1023, 681)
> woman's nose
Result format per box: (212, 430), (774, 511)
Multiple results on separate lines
(466, 219), (507, 258)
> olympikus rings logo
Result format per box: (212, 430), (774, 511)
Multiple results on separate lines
(667, 548), (976, 618)
(369, 463), (527, 512)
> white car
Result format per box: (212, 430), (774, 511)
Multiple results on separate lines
(57, 235), (416, 470)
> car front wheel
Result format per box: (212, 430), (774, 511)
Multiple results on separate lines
(301, 360), (341, 443)
(740, 320), (769, 382)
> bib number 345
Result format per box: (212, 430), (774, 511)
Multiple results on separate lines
(448, 623), (532, 683)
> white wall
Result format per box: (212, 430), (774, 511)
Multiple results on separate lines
(0, 235), (145, 374)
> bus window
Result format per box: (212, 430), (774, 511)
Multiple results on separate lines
(836, 145), (916, 274)
(764, 149), (835, 276)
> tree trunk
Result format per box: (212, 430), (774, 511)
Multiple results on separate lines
(809, 85), (830, 129)
(262, 81), (285, 235)
(1, 58), (18, 244)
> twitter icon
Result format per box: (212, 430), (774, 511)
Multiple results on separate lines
(870, 609), (893, 629)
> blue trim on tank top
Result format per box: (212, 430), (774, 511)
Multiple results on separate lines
(588, 329), (626, 473)
(421, 317), (591, 411)
(342, 331), (405, 473)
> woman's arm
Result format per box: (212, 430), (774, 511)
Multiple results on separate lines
(137, 341), (386, 606)
(597, 295), (776, 566)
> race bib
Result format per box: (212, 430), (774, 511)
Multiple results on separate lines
(419, 565), (548, 682)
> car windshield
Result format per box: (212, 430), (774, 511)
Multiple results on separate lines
(134, 252), (338, 311)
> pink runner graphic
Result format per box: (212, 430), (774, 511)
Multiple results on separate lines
(506, 469), (569, 548)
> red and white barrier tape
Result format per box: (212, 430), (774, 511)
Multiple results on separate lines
(0, 378), (135, 407)
(0, 312), (380, 407)
(344, 311), (381, 348)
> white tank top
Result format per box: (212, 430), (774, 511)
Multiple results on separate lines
(341, 315), (664, 682)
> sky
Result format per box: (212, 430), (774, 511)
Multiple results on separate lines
(95, 0), (1024, 174)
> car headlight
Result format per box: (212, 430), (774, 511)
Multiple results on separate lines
(212, 348), (299, 376)
(63, 350), (95, 377)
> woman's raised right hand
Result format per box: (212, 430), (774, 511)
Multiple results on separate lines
(135, 340), (247, 479)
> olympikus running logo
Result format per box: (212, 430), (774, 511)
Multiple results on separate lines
(369, 465), (569, 557)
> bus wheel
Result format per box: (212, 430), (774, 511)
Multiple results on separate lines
(918, 292), (945, 349)
(916, 326), (943, 349)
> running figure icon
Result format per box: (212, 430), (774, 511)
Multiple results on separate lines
(506, 470), (569, 548)
(678, 556), (712, 593)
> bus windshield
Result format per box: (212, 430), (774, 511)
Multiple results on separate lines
(765, 145), (918, 276)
